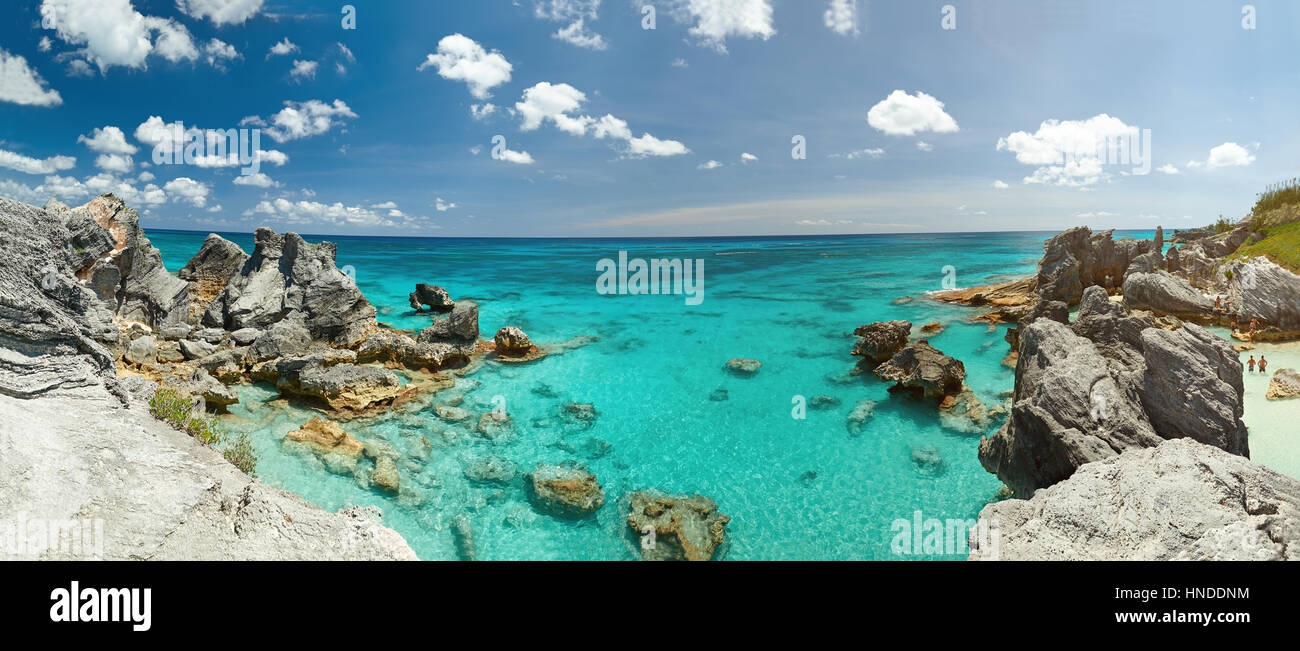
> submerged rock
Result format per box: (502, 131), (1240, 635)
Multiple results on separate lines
(850, 320), (911, 364)
(725, 358), (762, 376)
(873, 340), (965, 400)
(972, 439), (1300, 561)
(1266, 368), (1300, 400)
(845, 399), (875, 436)
(284, 416), (365, 465)
(462, 455), (517, 484)
(527, 464), (605, 518)
(371, 455), (400, 493)
(910, 446), (947, 477)
(626, 491), (730, 561)
(451, 514), (476, 561)
(708, 388), (729, 401)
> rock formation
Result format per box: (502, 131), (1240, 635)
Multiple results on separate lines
(971, 439), (1300, 561)
(873, 340), (965, 400)
(409, 283), (454, 312)
(1035, 226), (1155, 305)
(850, 320), (911, 363)
(527, 464), (605, 518)
(1267, 368), (1300, 400)
(626, 491), (730, 561)
(1223, 256), (1300, 335)
(725, 357), (762, 375)
(179, 234), (249, 319)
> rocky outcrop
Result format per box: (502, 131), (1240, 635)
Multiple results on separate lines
(357, 329), (467, 370)
(971, 439), (1300, 561)
(1035, 227), (1155, 305)
(527, 464), (605, 518)
(979, 286), (1246, 497)
(254, 352), (404, 413)
(416, 300), (479, 346)
(202, 228), (376, 346)
(873, 340), (965, 400)
(1267, 368), (1300, 400)
(179, 234), (249, 319)
(850, 320), (911, 363)
(1121, 270), (1215, 320)
(408, 283), (453, 312)
(626, 491), (730, 561)
(1223, 256), (1300, 333)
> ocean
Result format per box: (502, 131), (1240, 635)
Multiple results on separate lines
(148, 227), (1251, 561)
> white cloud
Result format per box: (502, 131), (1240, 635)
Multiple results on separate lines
(81, 173), (167, 206)
(916, 141), (933, 152)
(78, 126), (138, 155)
(533, 1), (608, 50)
(663, 0), (776, 53)
(203, 39), (241, 68)
(435, 197), (457, 211)
(671, 58), (689, 68)
(290, 59), (318, 81)
(470, 103), (497, 121)
(163, 177), (211, 207)
(134, 116), (290, 167)
(996, 114), (1138, 186)
(627, 133), (690, 158)
(1191, 142), (1255, 169)
(698, 160), (722, 170)
(495, 147), (535, 165)
(94, 154), (133, 173)
(38, 37), (52, 53)
(246, 197), (431, 229)
(41, 0), (198, 72)
(268, 38), (298, 57)
(177, 0), (264, 25)
(262, 100), (357, 143)
(824, 0), (860, 36)
(0, 148), (77, 175)
(831, 148), (885, 159)
(233, 172), (278, 188)
(867, 90), (959, 136)
(993, 180), (1009, 189)
(417, 34), (513, 100)
(741, 152), (758, 163)
(337, 42), (355, 62)
(796, 219), (853, 226)
(513, 82), (689, 158)
(1156, 164), (1179, 175)
(137, 171), (155, 182)
(554, 19), (608, 50)
(0, 49), (63, 107)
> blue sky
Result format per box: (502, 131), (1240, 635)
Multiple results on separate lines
(1, 0), (1297, 237)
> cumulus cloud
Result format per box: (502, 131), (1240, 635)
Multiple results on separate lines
(697, 160), (722, 170)
(867, 90), (959, 136)
(268, 38), (298, 57)
(232, 172), (278, 188)
(997, 114), (1146, 186)
(0, 148), (77, 175)
(661, 0), (776, 53)
(513, 82), (689, 158)
(1156, 164), (1179, 174)
(78, 126), (138, 155)
(916, 141), (933, 151)
(94, 154), (133, 173)
(824, 0), (860, 36)
(246, 197), (431, 229)
(260, 99), (357, 143)
(177, 0), (265, 25)
(495, 147), (535, 165)
(417, 34), (513, 100)
(0, 49), (63, 107)
(993, 180), (1009, 189)
(533, 1), (608, 50)
(741, 152), (758, 163)
(134, 116), (290, 167)
(203, 39), (241, 69)
(435, 197), (457, 211)
(470, 103), (497, 120)
(41, 0), (198, 72)
(163, 177), (211, 207)
(290, 59), (318, 81)
(1187, 142), (1255, 169)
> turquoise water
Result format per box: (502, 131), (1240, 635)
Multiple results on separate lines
(149, 228), (1164, 560)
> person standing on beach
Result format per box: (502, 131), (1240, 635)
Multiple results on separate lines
(1247, 356), (1256, 372)
(1259, 356), (1268, 374)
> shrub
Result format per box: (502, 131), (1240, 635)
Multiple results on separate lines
(1252, 178), (1300, 216)
(149, 387), (257, 477)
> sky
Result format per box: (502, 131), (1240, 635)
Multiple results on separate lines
(0, 0), (1297, 237)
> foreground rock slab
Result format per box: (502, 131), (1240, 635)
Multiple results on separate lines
(971, 439), (1300, 561)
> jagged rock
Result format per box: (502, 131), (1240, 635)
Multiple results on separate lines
(195, 347), (248, 384)
(247, 319), (311, 362)
(156, 341), (184, 364)
(971, 439), (1300, 561)
(850, 320), (911, 363)
(256, 354), (402, 412)
(124, 335), (157, 366)
(1267, 368), (1300, 400)
(178, 338), (216, 361)
(527, 464), (604, 518)
(873, 340), (965, 400)
(357, 329), (467, 370)
(179, 234), (249, 318)
(627, 491), (730, 561)
(1223, 257), (1300, 332)
(408, 283), (453, 312)
(193, 327), (226, 344)
(978, 288), (1247, 497)
(1036, 227), (1155, 305)
(161, 367), (238, 409)
(157, 324), (191, 340)
(283, 416), (364, 476)
(203, 228), (376, 346)
(230, 327), (261, 346)
(1121, 270), (1215, 320)
(493, 326), (532, 354)
(929, 277), (1037, 309)
(938, 386), (994, 433)
(725, 358), (762, 375)
(417, 300), (479, 344)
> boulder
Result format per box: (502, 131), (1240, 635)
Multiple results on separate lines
(256, 354), (402, 412)
(845, 399), (875, 436)
(626, 491), (730, 561)
(725, 358), (762, 376)
(493, 326), (532, 355)
(972, 439), (1300, 560)
(161, 367), (238, 409)
(1223, 257), (1300, 332)
(124, 335), (157, 366)
(247, 319), (312, 361)
(1266, 368), (1300, 400)
(371, 456), (400, 493)
(417, 300), (479, 344)
(1121, 270), (1215, 320)
(527, 464), (605, 518)
(357, 329), (467, 370)
(178, 338), (216, 361)
(1035, 226), (1155, 305)
(873, 341), (965, 400)
(179, 234), (249, 318)
(408, 283), (453, 312)
(850, 320), (911, 363)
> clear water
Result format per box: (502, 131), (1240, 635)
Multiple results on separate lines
(145, 227), (1297, 561)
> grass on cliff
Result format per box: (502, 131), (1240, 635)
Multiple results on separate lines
(149, 388), (257, 477)
(1229, 220), (1300, 274)
(1252, 178), (1300, 217)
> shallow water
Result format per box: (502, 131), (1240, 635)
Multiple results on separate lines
(145, 227), (1300, 561)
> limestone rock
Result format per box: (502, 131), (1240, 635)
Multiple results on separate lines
(873, 340), (965, 400)
(626, 491), (730, 561)
(725, 358), (762, 375)
(1266, 368), (1300, 400)
(527, 464), (605, 518)
(850, 320), (911, 363)
(417, 300), (479, 344)
(493, 326), (533, 355)
(1121, 270), (1215, 320)
(408, 283), (453, 312)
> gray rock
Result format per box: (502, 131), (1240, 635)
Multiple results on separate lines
(161, 367), (238, 409)
(417, 300), (479, 344)
(1140, 324), (1248, 455)
(124, 336), (157, 365)
(873, 340), (965, 400)
(451, 514), (476, 561)
(1121, 270), (1215, 319)
(409, 283), (453, 312)
(1036, 226), (1154, 305)
(248, 319), (311, 361)
(157, 324), (192, 340)
(851, 320), (912, 364)
(462, 455), (518, 484)
(178, 233), (249, 283)
(193, 327), (226, 344)
(230, 327), (261, 346)
(971, 439), (1300, 561)
(178, 338), (216, 361)
(1223, 256), (1300, 332)
(845, 399), (875, 436)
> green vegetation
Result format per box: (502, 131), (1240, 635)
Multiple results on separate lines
(1229, 220), (1300, 273)
(1252, 178), (1300, 217)
(149, 388), (257, 477)
(1213, 214), (1239, 234)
